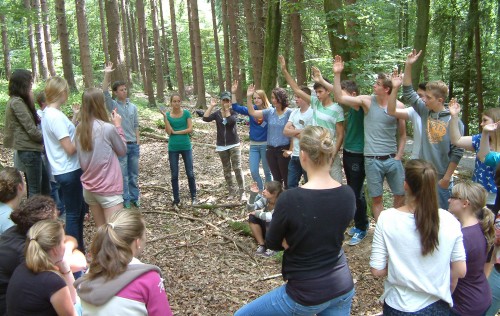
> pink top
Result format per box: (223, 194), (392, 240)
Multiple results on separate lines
(77, 119), (127, 195)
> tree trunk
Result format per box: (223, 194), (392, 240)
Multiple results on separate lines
(411, 0), (430, 90)
(158, 0), (173, 91)
(119, 0), (132, 87)
(25, 0), (38, 82)
(40, 0), (56, 76)
(243, 0), (260, 87)
(473, 0), (483, 125)
(150, 0), (165, 101)
(448, 0), (457, 99)
(221, 0), (232, 91)
(279, 17), (291, 88)
(289, 0), (306, 86)
(54, 0), (77, 90)
(461, 0), (475, 137)
(104, 0), (127, 84)
(168, 0), (185, 99)
(33, 0), (49, 80)
(186, 0), (198, 92)
(97, 0), (109, 63)
(0, 14), (11, 80)
(260, 0), (281, 97)
(211, 0), (224, 92)
(324, 0), (349, 64)
(227, 0), (242, 101)
(127, 0), (140, 74)
(189, 0), (206, 108)
(136, 0), (155, 105)
(75, 0), (93, 88)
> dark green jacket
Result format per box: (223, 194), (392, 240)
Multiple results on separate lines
(3, 96), (43, 151)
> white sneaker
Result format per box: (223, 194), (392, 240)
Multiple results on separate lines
(255, 245), (266, 255)
(262, 249), (277, 258)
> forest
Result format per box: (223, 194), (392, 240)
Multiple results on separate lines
(0, 0), (499, 132)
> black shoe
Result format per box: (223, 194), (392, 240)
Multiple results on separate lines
(195, 109), (205, 117)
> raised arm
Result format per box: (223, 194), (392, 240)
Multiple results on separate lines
(246, 84), (264, 119)
(311, 66), (334, 93)
(203, 97), (217, 120)
(231, 80), (238, 104)
(402, 49), (421, 87)
(278, 55), (311, 104)
(387, 70), (410, 120)
(396, 113), (407, 160)
(332, 55), (368, 112)
(449, 99), (474, 151)
(478, 122), (498, 162)
(102, 62), (116, 112)
(334, 122), (344, 158)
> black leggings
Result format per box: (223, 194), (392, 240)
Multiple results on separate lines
(266, 145), (291, 189)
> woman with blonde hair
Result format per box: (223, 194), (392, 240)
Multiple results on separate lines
(75, 209), (173, 315)
(0, 167), (25, 234)
(41, 77), (86, 251)
(230, 80), (272, 192)
(6, 219), (78, 315)
(450, 102), (500, 207)
(370, 159), (467, 315)
(76, 88), (126, 227)
(236, 126), (356, 315)
(448, 181), (494, 315)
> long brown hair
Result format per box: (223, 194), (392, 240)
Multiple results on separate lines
(25, 219), (64, 273)
(405, 159), (440, 256)
(87, 209), (145, 280)
(76, 88), (110, 151)
(9, 69), (39, 125)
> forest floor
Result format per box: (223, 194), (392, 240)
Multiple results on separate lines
(0, 100), (476, 316)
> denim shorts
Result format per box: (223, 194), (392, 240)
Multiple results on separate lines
(365, 157), (405, 197)
(83, 188), (124, 209)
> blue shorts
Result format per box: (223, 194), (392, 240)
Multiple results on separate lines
(365, 157), (405, 197)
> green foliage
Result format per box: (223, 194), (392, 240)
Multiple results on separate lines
(228, 220), (252, 237)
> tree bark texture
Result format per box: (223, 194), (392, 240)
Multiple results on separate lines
(186, 0), (198, 92)
(127, 0), (140, 74)
(25, 0), (38, 81)
(411, 0), (430, 90)
(211, 0), (224, 93)
(150, 0), (165, 101)
(119, 0), (132, 86)
(40, 0), (56, 76)
(227, 0), (242, 102)
(289, 0), (307, 86)
(168, 0), (185, 99)
(472, 0), (483, 124)
(33, 0), (49, 80)
(260, 0), (282, 97)
(221, 0), (232, 91)
(189, 0), (206, 108)
(54, 0), (77, 90)
(324, 0), (349, 64)
(105, 0), (127, 85)
(158, 0), (173, 91)
(136, 0), (156, 105)
(243, 0), (261, 88)
(0, 14), (11, 80)
(98, 0), (109, 63)
(75, 0), (94, 88)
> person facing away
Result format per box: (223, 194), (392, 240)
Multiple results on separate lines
(102, 62), (141, 209)
(333, 55), (407, 222)
(0, 167), (25, 235)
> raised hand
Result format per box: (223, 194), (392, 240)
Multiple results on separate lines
(247, 84), (256, 97)
(333, 55), (344, 74)
(104, 61), (114, 74)
(71, 103), (80, 114)
(311, 66), (322, 82)
(406, 49), (422, 65)
(278, 55), (286, 70)
(231, 80), (238, 94)
(210, 97), (218, 107)
(390, 68), (403, 88)
(448, 98), (461, 117)
(483, 122), (499, 133)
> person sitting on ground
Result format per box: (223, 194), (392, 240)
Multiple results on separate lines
(75, 209), (173, 316)
(0, 195), (87, 315)
(247, 181), (283, 257)
(6, 219), (80, 315)
(203, 93), (246, 202)
(448, 181), (494, 316)
(235, 126), (356, 315)
(370, 159), (467, 315)
(0, 167), (25, 234)
(76, 88), (127, 228)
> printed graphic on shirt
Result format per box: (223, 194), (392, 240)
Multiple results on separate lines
(427, 118), (448, 144)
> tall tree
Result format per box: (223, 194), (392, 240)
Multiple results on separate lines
(189, 0), (206, 108)
(260, 0), (282, 96)
(54, 0), (77, 90)
(120, 0), (132, 86)
(227, 0), (242, 101)
(0, 14), (11, 80)
(104, 0), (127, 84)
(150, 0), (165, 101)
(40, 0), (56, 76)
(186, 0), (198, 91)
(324, 0), (349, 64)
(411, 0), (430, 89)
(221, 0), (231, 90)
(211, 0), (224, 92)
(136, 0), (155, 105)
(33, 0), (49, 80)
(243, 0), (262, 87)
(127, 0), (140, 73)
(24, 0), (38, 81)
(75, 0), (93, 88)
(289, 0), (307, 86)
(168, 0), (185, 98)
(98, 0), (109, 63)
(158, 0), (173, 90)
(472, 0), (483, 123)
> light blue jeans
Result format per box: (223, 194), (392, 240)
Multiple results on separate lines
(249, 144), (272, 191)
(234, 285), (354, 316)
(119, 143), (140, 203)
(486, 267), (500, 316)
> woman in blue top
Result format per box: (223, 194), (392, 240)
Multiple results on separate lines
(246, 85), (291, 189)
(230, 80), (272, 192)
(160, 93), (197, 208)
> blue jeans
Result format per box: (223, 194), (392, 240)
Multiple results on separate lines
(249, 144), (272, 191)
(119, 143), (140, 203)
(486, 267), (500, 316)
(235, 285), (354, 316)
(54, 169), (86, 251)
(288, 156), (307, 189)
(16, 150), (50, 197)
(50, 181), (66, 217)
(343, 151), (368, 230)
(168, 149), (197, 204)
(383, 299), (449, 315)
(437, 179), (453, 210)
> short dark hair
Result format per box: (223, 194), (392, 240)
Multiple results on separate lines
(341, 80), (359, 96)
(418, 82), (427, 91)
(299, 86), (312, 96)
(377, 73), (392, 94)
(112, 81), (127, 92)
(313, 77), (331, 91)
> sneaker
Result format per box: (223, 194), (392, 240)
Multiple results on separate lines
(191, 198), (200, 206)
(132, 200), (140, 208)
(348, 230), (367, 246)
(124, 201), (131, 209)
(255, 245), (266, 255)
(262, 249), (277, 258)
(347, 227), (359, 237)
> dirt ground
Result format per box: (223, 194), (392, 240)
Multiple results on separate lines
(1, 103), (476, 316)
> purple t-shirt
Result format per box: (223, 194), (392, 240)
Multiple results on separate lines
(452, 223), (492, 315)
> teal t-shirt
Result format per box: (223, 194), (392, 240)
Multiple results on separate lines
(167, 110), (192, 151)
(310, 96), (344, 138)
(344, 107), (364, 153)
